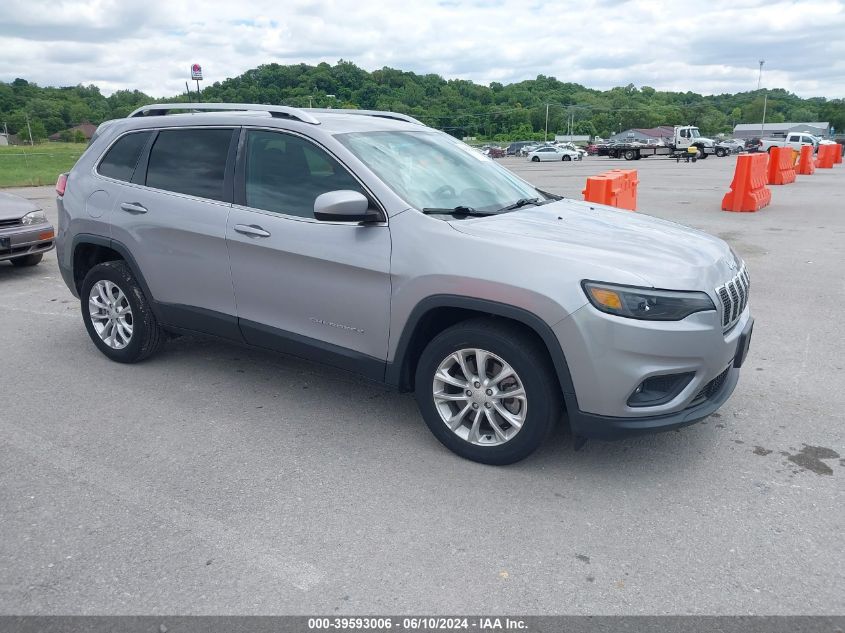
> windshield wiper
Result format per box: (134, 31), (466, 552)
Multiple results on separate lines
(495, 197), (559, 213)
(421, 206), (493, 217)
(536, 188), (563, 201)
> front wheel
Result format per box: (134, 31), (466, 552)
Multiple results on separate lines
(531, 156), (540, 162)
(80, 260), (165, 363)
(9, 253), (43, 267)
(414, 319), (561, 465)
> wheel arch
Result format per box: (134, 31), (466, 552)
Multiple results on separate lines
(71, 234), (160, 319)
(386, 295), (578, 409)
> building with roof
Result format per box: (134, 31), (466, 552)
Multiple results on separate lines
(48, 122), (97, 142)
(609, 126), (675, 143)
(733, 122), (831, 140)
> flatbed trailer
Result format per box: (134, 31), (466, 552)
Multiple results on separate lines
(607, 144), (717, 161)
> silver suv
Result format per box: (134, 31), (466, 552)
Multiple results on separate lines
(56, 103), (753, 464)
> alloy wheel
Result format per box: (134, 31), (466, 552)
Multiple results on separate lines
(88, 280), (133, 349)
(432, 348), (527, 446)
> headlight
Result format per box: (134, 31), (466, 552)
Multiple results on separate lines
(21, 210), (47, 225)
(582, 281), (715, 321)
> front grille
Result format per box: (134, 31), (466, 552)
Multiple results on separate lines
(0, 218), (23, 228)
(690, 366), (731, 406)
(716, 265), (750, 330)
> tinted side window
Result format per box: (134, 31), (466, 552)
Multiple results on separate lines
(244, 130), (365, 219)
(146, 129), (233, 201)
(98, 132), (152, 182)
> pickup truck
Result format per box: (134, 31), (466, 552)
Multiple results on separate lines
(759, 132), (820, 153)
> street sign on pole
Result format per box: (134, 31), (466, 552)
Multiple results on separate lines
(190, 64), (203, 100)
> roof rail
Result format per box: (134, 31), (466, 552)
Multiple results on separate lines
(304, 108), (425, 126)
(127, 103), (321, 125)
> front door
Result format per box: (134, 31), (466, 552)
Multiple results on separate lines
(226, 128), (391, 380)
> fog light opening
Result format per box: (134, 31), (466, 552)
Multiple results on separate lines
(627, 372), (695, 407)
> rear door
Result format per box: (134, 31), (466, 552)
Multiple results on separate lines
(226, 128), (391, 378)
(106, 126), (240, 337)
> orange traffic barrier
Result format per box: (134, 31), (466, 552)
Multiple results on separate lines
(834, 143), (843, 164)
(582, 169), (638, 211)
(796, 144), (815, 175)
(722, 153), (771, 212)
(606, 169), (639, 210)
(767, 147), (796, 185)
(815, 144), (835, 169)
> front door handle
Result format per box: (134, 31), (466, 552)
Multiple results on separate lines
(120, 202), (147, 214)
(234, 224), (271, 238)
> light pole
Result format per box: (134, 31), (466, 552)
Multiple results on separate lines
(544, 104), (550, 142)
(758, 60), (767, 137)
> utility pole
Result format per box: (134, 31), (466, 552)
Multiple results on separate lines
(544, 104), (550, 142)
(25, 112), (34, 145)
(758, 60), (767, 137)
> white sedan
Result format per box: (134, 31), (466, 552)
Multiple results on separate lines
(527, 146), (581, 162)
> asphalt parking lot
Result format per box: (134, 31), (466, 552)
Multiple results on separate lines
(1, 154), (843, 615)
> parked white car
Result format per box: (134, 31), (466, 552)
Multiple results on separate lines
(527, 146), (581, 162)
(556, 142), (588, 159)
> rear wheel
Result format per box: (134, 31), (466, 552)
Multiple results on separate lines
(9, 253), (43, 267)
(624, 149), (637, 160)
(80, 261), (165, 363)
(414, 319), (560, 465)
(715, 147), (727, 157)
(562, 155), (572, 161)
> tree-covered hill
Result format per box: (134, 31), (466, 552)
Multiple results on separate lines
(2, 60), (843, 142)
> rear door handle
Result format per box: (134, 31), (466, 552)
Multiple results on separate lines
(120, 202), (147, 214)
(234, 224), (271, 238)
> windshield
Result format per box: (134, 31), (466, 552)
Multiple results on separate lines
(335, 130), (543, 213)
(690, 128), (701, 138)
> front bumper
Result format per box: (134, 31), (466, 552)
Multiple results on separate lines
(567, 363), (739, 440)
(0, 223), (55, 262)
(554, 301), (752, 438)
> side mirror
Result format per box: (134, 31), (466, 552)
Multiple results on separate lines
(314, 190), (380, 223)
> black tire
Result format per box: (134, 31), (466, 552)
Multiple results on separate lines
(9, 253), (43, 267)
(80, 260), (165, 363)
(562, 155), (572, 161)
(531, 156), (540, 162)
(715, 147), (727, 157)
(624, 149), (637, 161)
(414, 318), (561, 465)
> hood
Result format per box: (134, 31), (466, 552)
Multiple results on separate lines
(447, 199), (738, 291)
(0, 192), (40, 222)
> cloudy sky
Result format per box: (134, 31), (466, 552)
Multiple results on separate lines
(2, 0), (844, 98)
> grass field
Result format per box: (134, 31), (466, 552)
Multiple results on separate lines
(0, 143), (87, 188)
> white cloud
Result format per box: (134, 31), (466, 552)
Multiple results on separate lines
(1, 0), (843, 97)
